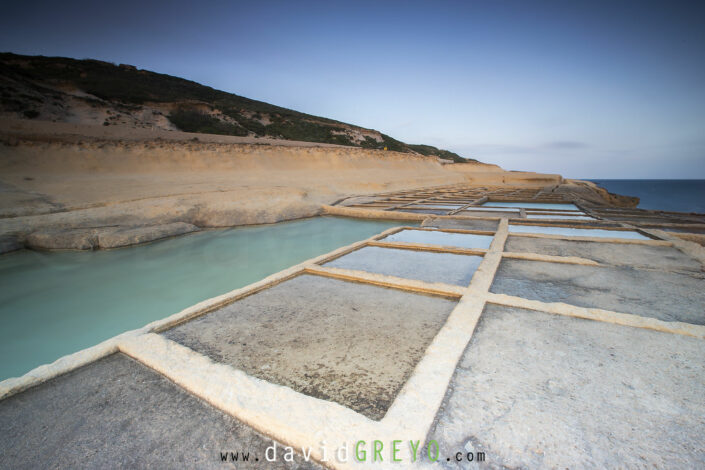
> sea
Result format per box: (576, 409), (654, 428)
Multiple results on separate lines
(590, 180), (705, 214)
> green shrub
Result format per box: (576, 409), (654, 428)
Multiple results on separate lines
(168, 109), (248, 136)
(264, 120), (354, 145)
(0, 53), (478, 162)
(360, 136), (382, 149)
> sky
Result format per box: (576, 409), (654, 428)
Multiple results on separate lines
(1, 0), (704, 178)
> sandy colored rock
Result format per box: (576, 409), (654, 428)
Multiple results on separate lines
(0, 119), (587, 252)
(25, 227), (97, 250)
(22, 222), (201, 250)
(97, 222), (199, 248)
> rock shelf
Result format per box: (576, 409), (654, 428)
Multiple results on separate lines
(2, 184), (704, 468)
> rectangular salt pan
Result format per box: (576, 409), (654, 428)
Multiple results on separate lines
(383, 229), (494, 249)
(483, 202), (581, 211)
(324, 245), (483, 286)
(491, 260), (705, 324)
(163, 274), (457, 420)
(509, 224), (650, 240)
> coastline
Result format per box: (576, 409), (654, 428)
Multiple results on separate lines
(0, 119), (627, 254)
(591, 179), (705, 214)
(3, 123), (705, 470)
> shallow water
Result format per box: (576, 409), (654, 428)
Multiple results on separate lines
(0, 216), (403, 381)
(382, 228), (494, 249)
(324, 246), (483, 286)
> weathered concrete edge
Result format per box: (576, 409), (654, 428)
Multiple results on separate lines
(509, 231), (671, 245)
(305, 265), (466, 298)
(502, 251), (601, 266)
(111, 223), (512, 468)
(381, 219), (510, 440)
(639, 228), (705, 266)
(368, 240), (488, 257)
(485, 292), (705, 339)
(401, 226), (496, 236)
(118, 333), (383, 470)
(509, 221), (633, 230)
(324, 240), (597, 269)
(310, 244), (704, 341)
(5, 220), (693, 467)
(0, 331), (127, 400)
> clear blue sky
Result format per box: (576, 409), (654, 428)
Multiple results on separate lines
(2, 0), (704, 178)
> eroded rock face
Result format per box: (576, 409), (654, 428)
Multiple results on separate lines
(0, 234), (23, 253)
(559, 180), (640, 207)
(23, 223), (200, 251)
(0, 127), (644, 253)
(25, 228), (97, 250)
(0, 137), (469, 251)
(96, 222), (199, 248)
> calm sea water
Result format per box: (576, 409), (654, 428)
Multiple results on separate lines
(590, 180), (705, 213)
(0, 216), (403, 381)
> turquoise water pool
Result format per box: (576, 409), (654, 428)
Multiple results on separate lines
(382, 228), (494, 249)
(0, 216), (403, 381)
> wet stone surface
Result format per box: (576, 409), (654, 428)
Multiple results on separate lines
(0, 353), (319, 469)
(428, 304), (705, 469)
(505, 236), (703, 271)
(163, 274), (457, 420)
(490, 259), (705, 324)
(422, 217), (499, 232)
(382, 229), (494, 249)
(325, 246), (483, 286)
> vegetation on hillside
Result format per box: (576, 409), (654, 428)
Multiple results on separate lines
(0, 53), (476, 162)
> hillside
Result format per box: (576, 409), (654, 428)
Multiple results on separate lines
(0, 52), (475, 162)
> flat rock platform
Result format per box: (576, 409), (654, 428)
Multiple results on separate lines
(2, 184), (704, 468)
